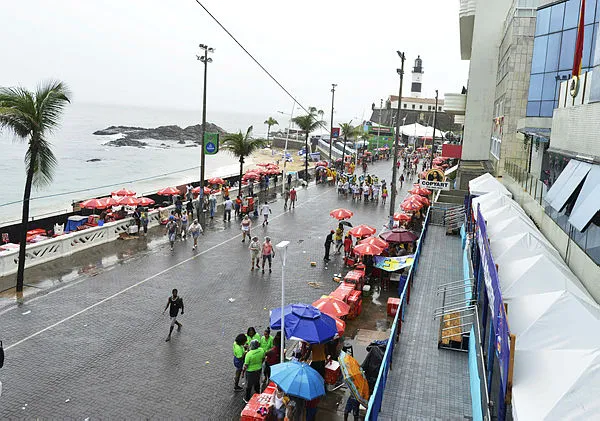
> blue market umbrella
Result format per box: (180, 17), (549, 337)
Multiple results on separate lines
(270, 303), (338, 344)
(270, 361), (326, 400)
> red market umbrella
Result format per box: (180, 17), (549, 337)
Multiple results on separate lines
(193, 186), (212, 195)
(334, 316), (345, 337)
(266, 168), (281, 175)
(393, 212), (412, 222)
(409, 186), (432, 196)
(256, 162), (270, 167)
(207, 177), (225, 185)
(116, 196), (139, 206)
(157, 187), (181, 196)
(330, 208), (354, 220)
(380, 228), (418, 243)
(412, 195), (430, 206)
(111, 188), (136, 196)
(418, 171), (428, 179)
(243, 172), (261, 180)
(353, 243), (383, 256)
(80, 197), (114, 210)
(312, 296), (350, 318)
(359, 236), (389, 250)
(348, 224), (376, 238)
(137, 197), (155, 206)
(432, 158), (445, 165)
(400, 196), (424, 212)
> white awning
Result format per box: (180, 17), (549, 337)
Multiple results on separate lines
(469, 173), (512, 197)
(569, 164), (600, 232)
(545, 160), (592, 212)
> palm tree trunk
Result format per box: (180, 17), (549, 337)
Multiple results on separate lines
(341, 134), (347, 172)
(267, 126), (271, 147)
(239, 157), (245, 197)
(304, 133), (309, 181)
(16, 153), (36, 294)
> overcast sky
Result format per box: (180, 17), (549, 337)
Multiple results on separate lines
(3, 0), (469, 121)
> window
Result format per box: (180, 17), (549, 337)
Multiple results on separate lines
(438, 106), (442, 111)
(532, 36), (548, 73)
(549, 2), (565, 33)
(536, 6), (551, 36)
(559, 28), (577, 70)
(540, 100), (556, 117)
(419, 105), (423, 110)
(546, 32), (561, 72)
(403, 104), (407, 108)
(542, 72), (559, 100)
(412, 104), (415, 109)
(528, 73), (544, 100)
(527, 101), (541, 116)
(582, 24), (595, 67)
(428, 105), (431, 111)
(564, 0), (581, 29)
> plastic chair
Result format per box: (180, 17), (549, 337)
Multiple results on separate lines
(53, 223), (65, 235)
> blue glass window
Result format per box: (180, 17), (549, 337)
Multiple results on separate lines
(550, 2), (566, 33)
(564, 0), (582, 29)
(528, 73), (544, 100)
(527, 101), (541, 116)
(536, 7), (552, 36)
(546, 32), (562, 72)
(540, 100), (556, 116)
(585, 0), (597, 25)
(592, 23), (599, 66)
(542, 72), (559, 100)
(582, 24), (594, 67)
(532, 36), (549, 73)
(559, 28), (577, 70)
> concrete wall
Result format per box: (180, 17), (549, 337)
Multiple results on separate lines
(551, 100), (600, 160)
(462, 0), (512, 160)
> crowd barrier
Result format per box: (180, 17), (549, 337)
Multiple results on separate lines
(365, 207), (431, 420)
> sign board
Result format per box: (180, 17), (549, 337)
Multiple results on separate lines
(331, 127), (340, 139)
(373, 255), (415, 272)
(204, 132), (219, 155)
(419, 179), (450, 190)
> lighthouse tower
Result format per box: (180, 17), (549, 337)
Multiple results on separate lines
(410, 55), (424, 98)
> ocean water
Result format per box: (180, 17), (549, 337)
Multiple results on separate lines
(0, 102), (291, 225)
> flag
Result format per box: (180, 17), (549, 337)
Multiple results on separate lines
(572, 0), (586, 78)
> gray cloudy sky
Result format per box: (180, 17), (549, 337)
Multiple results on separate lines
(3, 0), (469, 120)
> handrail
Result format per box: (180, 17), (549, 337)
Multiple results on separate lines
(365, 206), (431, 420)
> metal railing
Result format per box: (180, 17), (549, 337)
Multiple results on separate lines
(503, 159), (548, 206)
(365, 206), (431, 420)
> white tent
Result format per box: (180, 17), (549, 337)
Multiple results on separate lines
(481, 204), (532, 228)
(491, 232), (563, 269)
(506, 291), (600, 350)
(399, 122), (445, 138)
(472, 191), (523, 220)
(497, 254), (594, 304)
(469, 172), (512, 197)
(486, 215), (544, 242)
(512, 349), (600, 421)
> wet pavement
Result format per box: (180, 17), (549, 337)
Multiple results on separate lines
(0, 159), (412, 419)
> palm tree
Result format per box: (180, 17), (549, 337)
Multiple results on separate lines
(339, 122), (360, 171)
(222, 126), (266, 193)
(0, 81), (71, 295)
(292, 107), (325, 180)
(264, 117), (278, 146)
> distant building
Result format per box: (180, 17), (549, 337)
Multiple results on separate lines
(411, 55), (424, 97)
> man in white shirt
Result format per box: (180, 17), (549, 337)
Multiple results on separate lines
(261, 201), (272, 226)
(223, 196), (233, 222)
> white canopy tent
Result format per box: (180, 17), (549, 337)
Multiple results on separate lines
(469, 172), (512, 197)
(472, 191), (524, 221)
(485, 215), (545, 242)
(491, 232), (563, 269)
(399, 122), (446, 138)
(512, 349), (600, 421)
(480, 204), (532, 228)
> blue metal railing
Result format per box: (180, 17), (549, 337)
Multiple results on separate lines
(365, 207), (431, 420)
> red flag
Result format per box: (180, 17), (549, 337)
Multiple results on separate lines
(572, 0), (586, 77)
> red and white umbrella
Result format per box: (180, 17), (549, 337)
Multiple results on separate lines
(192, 186), (212, 195)
(409, 194), (430, 206)
(334, 316), (346, 337)
(116, 196), (139, 206)
(353, 243), (383, 256)
(400, 196), (424, 212)
(207, 177), (225, 185)
(80, 197), (115, 210)
(393, 212), (412, 222)
(408, 186), (432, 196)
(348, 224), (376, 238)
(157, 187), (181, 196)
(111, 188), (136, 196)
(330, 208), (354, 220)
(137, 197), (155, 206)
(312, 296), (350, 318)
(359, 236), (389, 250)
(315, 161), (328, 167)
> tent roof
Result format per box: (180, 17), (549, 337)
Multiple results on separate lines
(491, 232), (563, 269)
(481, 204), (532, 229)
(399, 122), (446, 138)
(473, 191), (522, 220)
(469, 173), (512, 197)
(486, 215), (543, 241)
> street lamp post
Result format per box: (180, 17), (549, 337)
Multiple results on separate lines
(430, 89), (439, 165)
(276, 240), (290, 363)
(329, 84), (337, 163)
(389, 51), (406, 226)
(197, 43), (214, 227)
(378, 98), (383, 150)
(278, 106), (296, 196)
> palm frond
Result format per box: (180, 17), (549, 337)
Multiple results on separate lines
(222, 126), (265, 160)
(26, 136), (57, 187)
(35, 80), (71, 134)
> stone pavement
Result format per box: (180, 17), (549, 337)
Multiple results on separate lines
(0, 159), (412, 419)
(377, 225), (472, 421)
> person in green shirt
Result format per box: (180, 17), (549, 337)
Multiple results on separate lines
(260, 327), (274, 352)
(233, 333), (247, 392)
(246, 327), (260, 345)
(242, 340), (265, 403)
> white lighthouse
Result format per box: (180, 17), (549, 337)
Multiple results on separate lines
(410, 55), (424, 98)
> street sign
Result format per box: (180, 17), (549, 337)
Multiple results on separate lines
(204, 132), (219, 155)
(419, 168), (450, 190)
(331, 127), (340, 139)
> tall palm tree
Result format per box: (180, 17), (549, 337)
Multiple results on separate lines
(222, 126), (265, 193)
(292, 107), (325, 180)
(0, 81), (71, 295)
(264, 117), (278, 146)
(339, 122), (360, 171)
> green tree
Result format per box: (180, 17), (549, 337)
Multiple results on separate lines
(264, 117), (278, 145)
(292, 107), (325, 180)
(222, 126), (266, 193)
(339, 121), (361, 170)
(0, 81), (71, 295)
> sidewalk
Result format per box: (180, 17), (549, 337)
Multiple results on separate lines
(0, 160), (408, 419)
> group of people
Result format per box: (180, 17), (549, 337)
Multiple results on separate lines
(337, 173), (388, 205)
(165, 213), (204, 251)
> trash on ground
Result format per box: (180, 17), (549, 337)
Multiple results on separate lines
(21, 310), (31, 315)
(228, 298), (235, 303)
(307, 282), (322, 288)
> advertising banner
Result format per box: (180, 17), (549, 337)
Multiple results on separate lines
(373, 255), (415, 272)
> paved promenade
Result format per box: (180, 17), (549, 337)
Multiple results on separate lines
(0, 160), (409, 419)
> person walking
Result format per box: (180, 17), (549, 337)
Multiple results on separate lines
(241, 215), (252, 242)
(263, 332), (281, 388)
(162, 288), (184, 342)
(334, 224), (344, 255)
(289, 187), (297, 209)
(233, 333), (248, 392)
(324, 230), (334, 262)
(283, 189), (290, 211)
(140, 207), (149, 235)
(242, 340), (265, 403)
(186, 200), (194, 220)
(249, 236), (261, 270)
(344, 234), (353, 258)
(188, 219), (203, 250)
(165, 216), (178, 251)
(261, 201), (272, 226)
(234, 195), (242, 218)
(261, 236), (274, 274)
(208, 194), (217, 219)
(381, 184), (388, 206)
(180, 212), (188, 239)
(223, 196), (233, 222)
(400, 173), (405, 189)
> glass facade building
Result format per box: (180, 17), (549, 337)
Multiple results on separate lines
(527, 0), (600, 117)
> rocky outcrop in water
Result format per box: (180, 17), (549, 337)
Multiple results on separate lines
(94, 123), (227, 148)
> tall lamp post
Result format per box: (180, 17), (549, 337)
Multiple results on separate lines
(329, 84), (337, 162)
(389, 51), (406, 226)
(197, 43), (214, 227)
(378, 98), (383, 149)
(276, 240), (290, 363)
(430, 89), (439, 164)
(278, 106), (296, 196)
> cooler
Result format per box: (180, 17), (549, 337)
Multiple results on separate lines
(331, 283), (355, 303)
(343, 270), (365, 291)
(347, 290), (363, 319)
(240, 391), (273, 421)
(387, 297), (401, 317)
(324, 359), (341, 385)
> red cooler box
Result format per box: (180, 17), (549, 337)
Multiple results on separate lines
(347, 290), (363, 319)
(387, 297), (401, 317)
(324, 359), (341, 385)
(331, 283), (355, 303)
(240, 392), (273, 421)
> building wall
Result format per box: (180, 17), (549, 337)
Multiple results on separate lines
(462, 0), (513, 160)
(551, 92), (600, 159)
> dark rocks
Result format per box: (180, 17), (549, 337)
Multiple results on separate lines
(103, 139), (148, 148)
(86, 158), (102, 162)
